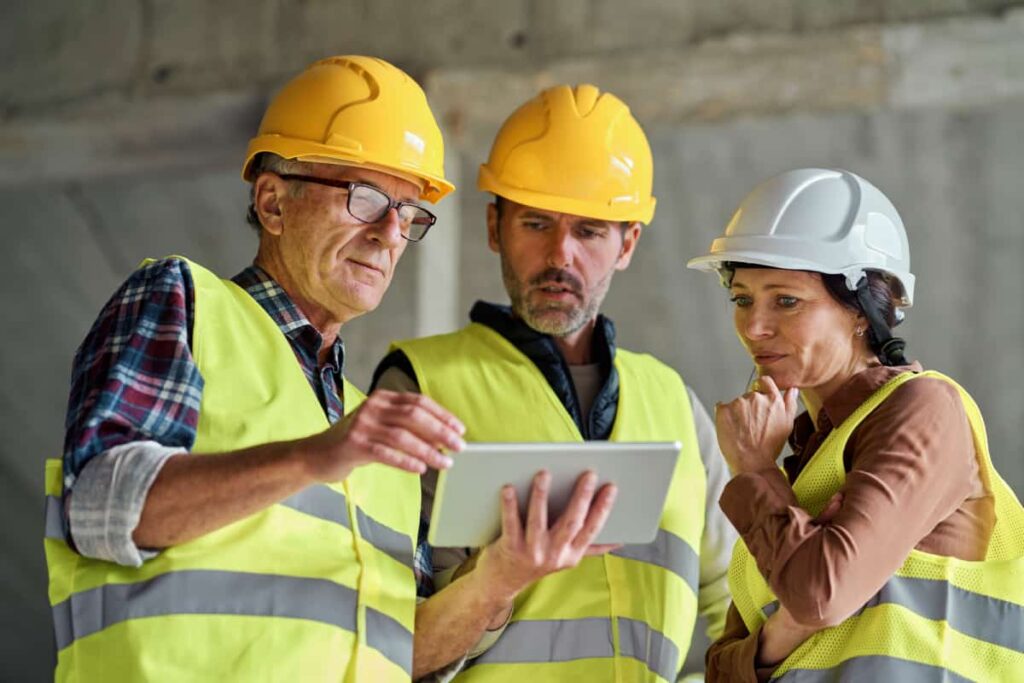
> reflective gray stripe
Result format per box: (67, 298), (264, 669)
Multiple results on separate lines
(617, 617), (680, 682)
(45, 495), (65, 540)
(612, 528), (699, 593)
(280, 484), (350, 528)
(366, 605), (413, 675)
(51, 569), (405, 673)
(280, 486), (413, 570)
(356, 507), (414, 569)
(759, 574), (1024, 654)
(53, 570), (357, 651)
(863, 575), (1024, 654)
(473, 618), (614, 665)
(778, 656), (975, 682)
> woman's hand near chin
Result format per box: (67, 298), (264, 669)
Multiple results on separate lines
(715, 375), (800, 475)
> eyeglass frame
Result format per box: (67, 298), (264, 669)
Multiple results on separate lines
(275, 173), (437, 242)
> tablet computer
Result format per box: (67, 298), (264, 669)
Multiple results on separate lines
(427, 441), (681, 548)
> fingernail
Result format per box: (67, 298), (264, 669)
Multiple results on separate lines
(450, 437), (466, 451)
(441, 455), (454, 468)
(454, 421), (466, 435)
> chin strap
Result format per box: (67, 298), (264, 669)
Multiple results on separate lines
(855, 278), (908, 366)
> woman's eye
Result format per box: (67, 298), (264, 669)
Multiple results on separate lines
(729, 294), (752, 307)
(777, 296), (799, 308)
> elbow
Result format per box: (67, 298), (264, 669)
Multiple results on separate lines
(773, 561), (857, 628)
(782, 591), (857, 629)
(771, 527), (862, 628)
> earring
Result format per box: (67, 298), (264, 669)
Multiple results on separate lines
(855, 328), (865, 337)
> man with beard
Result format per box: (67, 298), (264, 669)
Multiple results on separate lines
(372, 84), (735, 682)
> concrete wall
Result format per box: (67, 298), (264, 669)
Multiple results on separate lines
(4, 2), (1024, 679)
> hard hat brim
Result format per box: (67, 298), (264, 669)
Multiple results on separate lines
(243, 136), (455, 203)
(478, 165), (655, 224)
(687, 250), (914, 307)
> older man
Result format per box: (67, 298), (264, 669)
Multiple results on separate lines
(43, 56), (463, 682)
(375, 84), (736, 682)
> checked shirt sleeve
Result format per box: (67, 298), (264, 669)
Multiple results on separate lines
(62, 257), (204, 565)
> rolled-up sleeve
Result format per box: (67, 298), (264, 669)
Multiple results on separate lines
(62, 257), (203, 563)
(67, 441), (183, 566)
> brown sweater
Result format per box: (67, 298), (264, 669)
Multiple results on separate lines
(705, 363), (996, 682)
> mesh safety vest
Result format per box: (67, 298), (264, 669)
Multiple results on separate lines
(393, 322), (707, 683)
(44, 258), (420, 682)
(729, 370), (1024, 681)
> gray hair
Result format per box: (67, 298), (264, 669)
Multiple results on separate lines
(245, 153), (314, 232)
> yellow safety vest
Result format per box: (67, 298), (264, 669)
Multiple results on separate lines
(44, 257), (420, 682)
(393, 323), (707, 683)
(729, 370), (1024, 681)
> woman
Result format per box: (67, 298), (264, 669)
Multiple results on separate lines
(687, 168), (1024, 681)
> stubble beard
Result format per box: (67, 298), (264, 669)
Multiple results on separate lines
(501, 255), (614, 337)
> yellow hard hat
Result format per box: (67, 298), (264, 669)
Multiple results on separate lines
(478, 84), (655, 223)
(242, 55), (454, 203)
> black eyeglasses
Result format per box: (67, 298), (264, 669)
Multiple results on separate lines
(277, 174), (437, 242)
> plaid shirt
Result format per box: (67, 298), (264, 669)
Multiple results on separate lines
(63, 257), (344, 484)
(62, 256), (434, 587)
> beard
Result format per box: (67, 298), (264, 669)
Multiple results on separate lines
(501, 258), (613, 337)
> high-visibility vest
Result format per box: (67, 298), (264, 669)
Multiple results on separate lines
(393, 323), (707, 683)
(44, 257), (420, 682)
(729, 370), (1024, 681)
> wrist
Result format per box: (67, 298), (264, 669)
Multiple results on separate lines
(471, 547), (524, 608)
(756, 611), (814, 668)
(756, 620), (785, 668)
(486, 602), (514, 631)
(291, 434), (342, 485)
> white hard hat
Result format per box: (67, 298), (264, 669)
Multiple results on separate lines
(687, 168), (915, 308)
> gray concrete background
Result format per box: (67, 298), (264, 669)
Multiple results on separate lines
(3, 1), (1024, 680)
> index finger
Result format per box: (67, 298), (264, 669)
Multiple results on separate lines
(388, 391), (467, 435)
(378, 392), (467, 451)
(498, 484), (523, 544)
(758, 374), (783, 401)
(525, 470), (551, 545)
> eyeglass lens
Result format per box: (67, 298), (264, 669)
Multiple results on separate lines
(348, 185), (434, 241)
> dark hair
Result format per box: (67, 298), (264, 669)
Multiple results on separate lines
(493, 195), (509, 222)
(725, 262), (908, 365)
(821, 271), (899, 329)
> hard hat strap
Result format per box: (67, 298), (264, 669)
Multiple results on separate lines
(855, 278), (908, 367)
